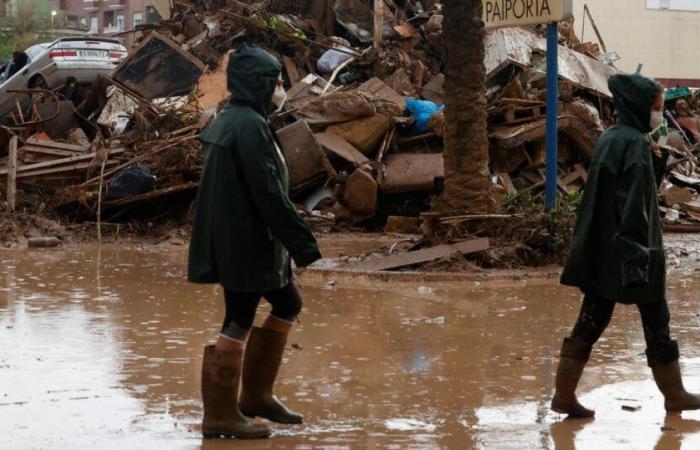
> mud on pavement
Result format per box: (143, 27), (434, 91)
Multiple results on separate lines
(3, 243), (700, 449)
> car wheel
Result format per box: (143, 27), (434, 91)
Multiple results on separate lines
(29, 75), (49, 90)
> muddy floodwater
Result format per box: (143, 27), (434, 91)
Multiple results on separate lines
(3, 244), (700, 449)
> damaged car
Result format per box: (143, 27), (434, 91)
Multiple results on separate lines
(0, 37), (127, 119)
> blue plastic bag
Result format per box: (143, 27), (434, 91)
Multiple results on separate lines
(405, 98), (445, 133)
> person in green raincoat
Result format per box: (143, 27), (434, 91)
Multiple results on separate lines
(188, 43), (322, 439)
(551, 73), (700, 418)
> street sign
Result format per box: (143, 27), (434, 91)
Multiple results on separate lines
(483, 0), (573, 29)
(482, 0), (570, 210)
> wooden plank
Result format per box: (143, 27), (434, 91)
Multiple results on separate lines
(6, 136), (17, 213)
(498, 172), (516, 194)
(0, 149), (125, 176)
(664, 223), (700, 233)
(104, 182), (199, 207)
(345, 238), (490, 272)
(25, 138), (89, 153)
(683, 201), (700, 214)
(373, 0), (383, 50)
(19, 160), (118, 179)
(574, 163), (588, 183)
(283, 56), (300, 85)
(22, 145), (82, 158)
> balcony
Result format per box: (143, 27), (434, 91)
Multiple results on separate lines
(103, 24), (124, 34)
(109, 0), (127, 10)
(83, 0), (100, 12)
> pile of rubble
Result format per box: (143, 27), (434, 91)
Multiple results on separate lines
(656, 89), (700, 232)
(1, 0), (691, 242)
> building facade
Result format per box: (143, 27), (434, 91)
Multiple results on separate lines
(572, 0), (700, 87)
(50, 0), (166, 47)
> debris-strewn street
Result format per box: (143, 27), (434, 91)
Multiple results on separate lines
(2, 236), (700, 449)
(5, 0), (700, 448)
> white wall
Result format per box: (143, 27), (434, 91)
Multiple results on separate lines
(572, 0), (700, 81)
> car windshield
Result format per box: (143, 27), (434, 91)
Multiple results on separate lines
(0, 52), (29, 85)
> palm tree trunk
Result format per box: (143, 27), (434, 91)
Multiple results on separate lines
(436, 0), (493, 213)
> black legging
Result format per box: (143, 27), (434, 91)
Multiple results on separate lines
(571, 293), (679, 364)
(221, 282), (303, 339)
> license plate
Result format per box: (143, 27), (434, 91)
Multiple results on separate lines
(78, 50), (108, 57)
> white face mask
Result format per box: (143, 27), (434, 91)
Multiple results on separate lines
(271, 84), (287, 113)
(650, 111), (664, 130)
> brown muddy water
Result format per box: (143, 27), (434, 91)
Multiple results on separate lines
(3, 244), (700, 449)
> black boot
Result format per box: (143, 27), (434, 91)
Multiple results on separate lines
(201, 345), (271, 439)
(240, 327), (303, 424)
(551, 337), (595, 418)
(648, 341), (700, 412)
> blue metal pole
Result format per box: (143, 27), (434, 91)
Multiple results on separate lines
(545, 22), (559, 211)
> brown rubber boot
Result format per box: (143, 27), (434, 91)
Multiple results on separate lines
(201, 345), (271, 439)
(551, 337), (595, 418)
(648, 342), (700, 413)
(240, 327), (303, 424)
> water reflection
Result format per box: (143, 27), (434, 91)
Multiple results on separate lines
(1, 246), (700, 448)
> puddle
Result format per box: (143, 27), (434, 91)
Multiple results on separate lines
(1, 245), (700, 449)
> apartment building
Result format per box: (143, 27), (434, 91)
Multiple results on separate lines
(50, 0), (166, 46)
(572, 0), (700, 86)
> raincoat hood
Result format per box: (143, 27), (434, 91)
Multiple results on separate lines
(227, 43), (282, 116)
(608, 74), (661, 133)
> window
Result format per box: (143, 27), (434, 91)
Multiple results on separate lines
(104, 11), (114, 27)
(647, 0), (700, 11)
(90, 15), (98, 33)
(80, 17), (86, 26)
(133, 12), (143, 27)
(116, 14), (124, 30)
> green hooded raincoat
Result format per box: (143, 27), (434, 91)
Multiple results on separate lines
(560, 74), (664, 305)
(187, 43), (321, 293)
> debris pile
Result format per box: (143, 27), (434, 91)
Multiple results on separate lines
(0, 1), (643, 238)
(655, 88), (700, 232)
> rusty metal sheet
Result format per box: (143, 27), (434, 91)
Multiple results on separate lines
(485, 27), (619, 98)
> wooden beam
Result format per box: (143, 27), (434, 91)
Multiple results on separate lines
(345, 238), (490, 272)
(6, 136), (17, 213)
(282, 56), (300, 85)
(18, 160), (119, 179)
(22, 145), (83, 158)
(373, 0), (384, 50)
(104, 182), (199, 207)
(0, 149), (125, 176)
(25, 138), (89, 153)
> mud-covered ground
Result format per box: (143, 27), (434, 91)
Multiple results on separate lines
(3, 235), (700, 449)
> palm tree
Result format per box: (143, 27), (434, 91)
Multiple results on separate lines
(437, 0), (493, 213)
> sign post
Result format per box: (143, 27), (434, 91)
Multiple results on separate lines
(544, 22), (559, 211)
(483, 0), (572, 211)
